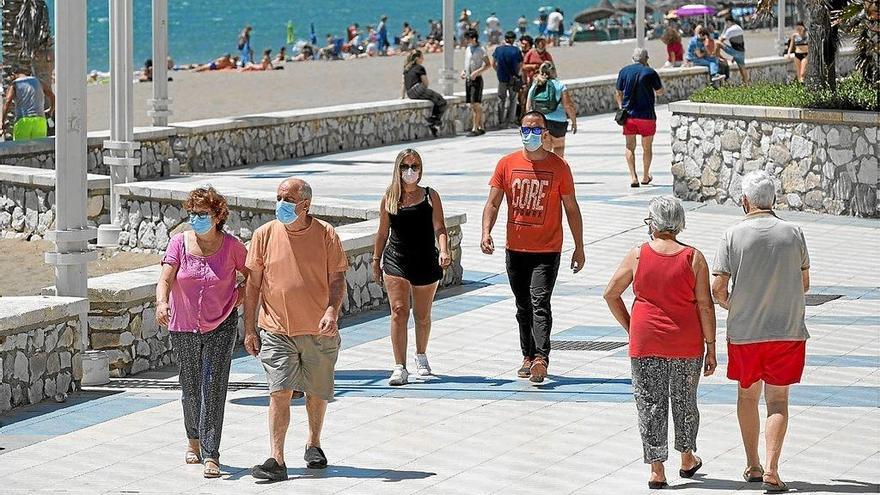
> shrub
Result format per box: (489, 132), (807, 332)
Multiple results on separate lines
(690, 74), (880, 112)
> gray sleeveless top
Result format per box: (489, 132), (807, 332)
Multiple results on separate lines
(13, 76), (45, 119)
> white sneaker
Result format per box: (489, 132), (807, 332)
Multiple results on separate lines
(388, 365), (409, 386)
(414, 353), (432, 376)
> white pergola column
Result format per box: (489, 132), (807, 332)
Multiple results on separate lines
(97, 0), (141, 247)
(439, 0), (456, 96)
(47, 0), (97, 345)
(148, 0), (172, 127)
(777, 0), (786, 56)
(636, 0), (646, 48)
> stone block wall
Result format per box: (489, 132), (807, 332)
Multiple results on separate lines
(669, 102), (879, 217)
(0, 297), (87, 413)
(89, 299), (170, 377)
(0, 130), (175, 180)
(0, 165), (111, 240)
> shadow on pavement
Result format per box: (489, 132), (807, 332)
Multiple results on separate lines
(220, 464), (436, 484)
(673, 474), (880, 493)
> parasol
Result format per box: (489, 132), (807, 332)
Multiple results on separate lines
(675, 4), (717, 16)
(575, 0), (621, 23)
(614, 0), (656, 14)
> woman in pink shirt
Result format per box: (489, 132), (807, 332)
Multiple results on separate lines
(155, 187), (248, 478)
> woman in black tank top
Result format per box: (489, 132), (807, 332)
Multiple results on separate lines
(373, 149), (451, 386)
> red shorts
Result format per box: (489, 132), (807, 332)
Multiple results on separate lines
(667, 42), (683, 62)
(727, 340), (806, 389)
(623, 118), (657, 137)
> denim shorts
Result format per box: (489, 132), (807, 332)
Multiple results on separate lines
(722, 46), (746, 66)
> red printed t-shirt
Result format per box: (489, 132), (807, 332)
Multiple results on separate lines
(489, 150), (575, 253)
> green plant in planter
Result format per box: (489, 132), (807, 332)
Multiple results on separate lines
(690, 74), (879, 111)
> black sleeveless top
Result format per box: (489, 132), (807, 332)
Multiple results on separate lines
(382, 187), (443, 286)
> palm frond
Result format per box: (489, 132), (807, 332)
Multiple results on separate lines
(12, 0), (51, 60)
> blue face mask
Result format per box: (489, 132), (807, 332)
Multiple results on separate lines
(276, 200), (299, 225)
(189, 214), (214, 235)
(521, 131), (543, 152)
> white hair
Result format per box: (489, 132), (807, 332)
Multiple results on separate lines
(632, 47), (649, 63)
(741, 170), (776, 209)
(648, 196), (686, 234)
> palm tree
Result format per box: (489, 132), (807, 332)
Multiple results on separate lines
(834, 0), (880, 106)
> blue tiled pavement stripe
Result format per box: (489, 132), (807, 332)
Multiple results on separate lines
(0, 391), (174, 436)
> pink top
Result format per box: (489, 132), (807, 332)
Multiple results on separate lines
(162, 232), (248, 333)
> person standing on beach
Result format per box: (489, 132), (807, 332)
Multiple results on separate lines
(481, 110), (585, 384)
(378, 15), (389, 56)
(492, 31), (523, 128)
(457, 10), (471, 48)
(245, 178), (347, 482)
(402, 50), (446, 136)
(615, 48), (664, 187)
(486, 12), (502, 45)
(2, 67), (54, 141)
(547, 8), (564, 46)
(517, 35), (535, 121)
(517, 15), (529, 37)
(461, 29), (489, 137)
(238, 25), (254, 65)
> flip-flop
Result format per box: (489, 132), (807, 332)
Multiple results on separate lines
(679, 457), (702, 478)
(203, 460), (222, 479)
(648, 480), (668, 489)
(185, 449), (201, 464)
(762, 479), (789, 493)
(743, 466), (764, 482)
(631, 182), (640, 188)
(641, 175), (654, 185)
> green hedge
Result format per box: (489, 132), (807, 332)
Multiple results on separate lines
(690, 75), (880, 112)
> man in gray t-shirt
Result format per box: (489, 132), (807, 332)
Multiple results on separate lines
(711, 170), (809, 492)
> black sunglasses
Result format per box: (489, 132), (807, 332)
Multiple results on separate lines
(521, 126), (545, 135)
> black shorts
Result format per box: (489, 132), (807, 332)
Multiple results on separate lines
(546, 119), (568, 138)
(466, 76), (484, 103)
(383, 246), (443, 286)
(794, 52), (807, 61)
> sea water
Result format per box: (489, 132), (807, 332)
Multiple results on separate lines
(42, 0), (595, 71)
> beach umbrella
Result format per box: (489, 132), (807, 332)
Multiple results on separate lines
(575, 0), (620, 24)
(287, 21), (295, 45)
(675, 4), (717, 17)
(309, 22), (317, 46)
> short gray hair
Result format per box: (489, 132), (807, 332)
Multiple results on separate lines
(647, 196), (686, 234)
(632, 47), (649, 63)
(298, 181), (313, 200)
(741, 170), (776, 209)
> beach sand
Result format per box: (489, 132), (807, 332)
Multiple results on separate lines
(0, 239), (160, 296)
(84, 30), (787, 131)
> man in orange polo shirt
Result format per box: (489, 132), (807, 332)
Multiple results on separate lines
(244, 178), (348, 482)
(481, 111), (585, 384)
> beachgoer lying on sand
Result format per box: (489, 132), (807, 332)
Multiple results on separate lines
(240, 49), (273, 71)
(275, 47), (288, 64)
(292, 45), (315, 61)
(192, 54), (239, 72)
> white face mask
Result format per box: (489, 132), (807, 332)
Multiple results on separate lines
(402, 168), (419, 185)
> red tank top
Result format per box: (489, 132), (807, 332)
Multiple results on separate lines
(629, 243), (704, 358)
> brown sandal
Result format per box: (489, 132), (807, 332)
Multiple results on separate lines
(185, 449), (201, 465)
(743, 465), (764, 482)
(203, 459), (222, 478)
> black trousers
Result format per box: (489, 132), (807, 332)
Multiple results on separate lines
(408, 83), (447, 125)
(505, 250), (561, 361)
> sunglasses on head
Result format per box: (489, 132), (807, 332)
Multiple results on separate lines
(521, 126), (545, 135)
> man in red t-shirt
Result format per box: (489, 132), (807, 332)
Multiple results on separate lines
(481, 110), (585, 384)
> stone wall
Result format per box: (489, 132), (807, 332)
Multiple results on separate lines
(669, 101), (879, 217)
(0, 50), (854, 177)
(0, 127), (177, 180)
(0, 165), (111, 240)
(0, 297), (87, 413)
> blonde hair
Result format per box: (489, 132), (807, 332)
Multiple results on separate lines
(384, 149), (423, 215)
(535, 61), (557, 86)
(404, 50), (423, 73)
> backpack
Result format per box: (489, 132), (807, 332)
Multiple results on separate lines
(532, 80), (559, 114)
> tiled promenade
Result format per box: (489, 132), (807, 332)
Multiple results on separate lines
(1, 108), (878, 494)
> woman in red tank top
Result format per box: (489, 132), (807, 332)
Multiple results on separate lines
(604, 197), (717, 489)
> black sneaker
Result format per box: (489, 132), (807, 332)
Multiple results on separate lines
(466, 131), (480, 137)
(475, 129), (486, 136)
(251, 457), (287, 481)
(304, 445), (328, 469)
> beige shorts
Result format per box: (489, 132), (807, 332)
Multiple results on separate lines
(258, 330), (341, 400)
